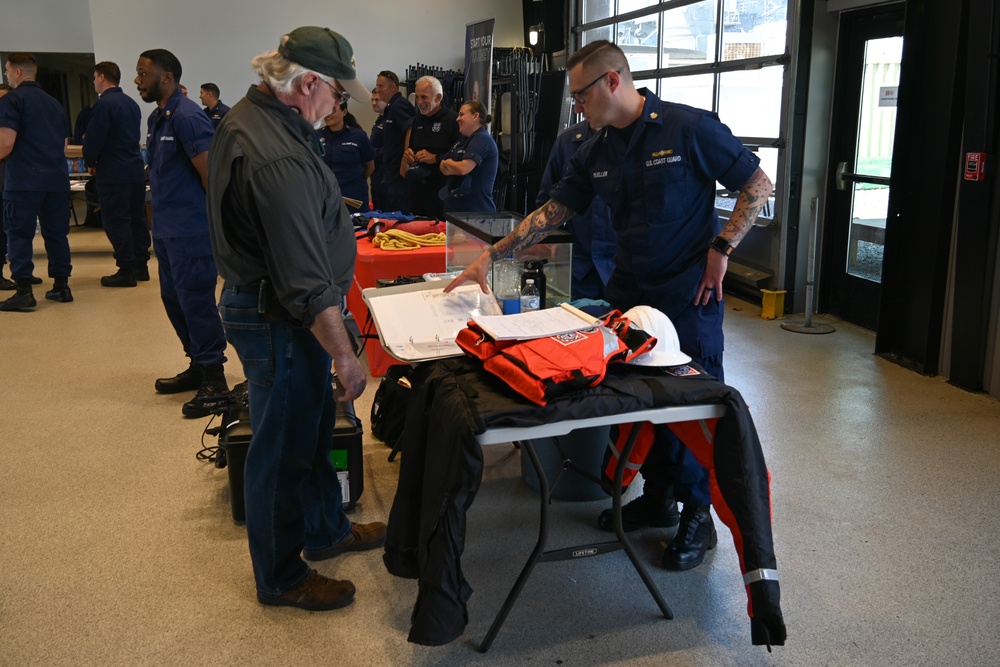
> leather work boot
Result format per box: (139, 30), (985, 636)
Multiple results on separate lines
(101, 267), (137, 287)
(303, 522), (388, 562)
(0, 281), (37, 311)
(134, 263), (151, 282)
(155, 361), (203, 394)
(662, 504), (718, 571)
(0, 274), (15, 290)
(44, 278), (73, 303)
(182, 364), (230, 418)
(257, 570), (356, 611)
(29, 275), (43, 285)
(597, 493), (680, 533)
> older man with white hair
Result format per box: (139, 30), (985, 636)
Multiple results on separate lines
(400, 75), (458, 218)
(206, 26), (382, 612)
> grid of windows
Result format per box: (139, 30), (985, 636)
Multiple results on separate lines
(575, 0), (790, 214)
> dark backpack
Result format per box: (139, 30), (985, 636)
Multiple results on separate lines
(370, 365), (414, 460)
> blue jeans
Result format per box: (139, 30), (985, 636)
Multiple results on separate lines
(219, 286), (352, 596)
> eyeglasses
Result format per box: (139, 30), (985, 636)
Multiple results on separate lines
(320, 78), (349, 105)
(569, 69), (619, 105)
(377, 70), (399, 85)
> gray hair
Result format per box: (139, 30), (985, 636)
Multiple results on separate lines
(415, 75), (443, 98)
(249, 48), (334, 94)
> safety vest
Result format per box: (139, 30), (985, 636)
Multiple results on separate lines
(456, 312), (655, 406)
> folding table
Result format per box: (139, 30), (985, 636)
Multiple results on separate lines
(475, 403), (725, 652)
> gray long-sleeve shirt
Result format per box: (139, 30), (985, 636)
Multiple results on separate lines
(206, 85), (355, 328)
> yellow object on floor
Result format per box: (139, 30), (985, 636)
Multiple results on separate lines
(760, 289), (786, 319)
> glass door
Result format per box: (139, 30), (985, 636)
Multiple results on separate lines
(821, 7), (904, 330)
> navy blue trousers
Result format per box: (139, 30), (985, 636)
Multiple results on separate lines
(153, 234), (226, 366)
(3, 190), (72, 280)
(98, 181), (150, 268)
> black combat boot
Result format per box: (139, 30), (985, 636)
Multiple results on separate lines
(662, 504), (717, 571)
(597, 482), (680, 533)
(0, 280), (37, 311)
(155, 361), (204, 394)
(182, 364), (230, 418)
(45, 277), (74, 302)
(101, 266), (137, 287)
(134, 262), (151, 282)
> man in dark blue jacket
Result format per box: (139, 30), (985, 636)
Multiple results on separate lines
(84, 61), (150, 287)
(0, 53), (73, 311)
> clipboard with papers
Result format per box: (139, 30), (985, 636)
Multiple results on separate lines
(361, 282), (601, 363)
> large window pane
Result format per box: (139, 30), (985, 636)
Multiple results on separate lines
(721, 0), (789, 60)
(659, 73), (714, 110)
(717, 67), (783, 137)
(662, 0), (717, 68)
(617, 15), (660, 72)
(582, 26), (615, 48)
(582, 0), (614, 23)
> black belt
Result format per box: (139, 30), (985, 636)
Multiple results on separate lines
(224, 282), (262, 295)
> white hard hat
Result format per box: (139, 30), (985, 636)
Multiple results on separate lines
(622, 305), (692, 367)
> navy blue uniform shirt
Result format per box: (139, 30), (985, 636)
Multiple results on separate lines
(0, 81), (69, 193)
(551, 89), (759, 322)
(204, 102), (230, 128)
(380, 91), (415, 184)
(145, 89), (215, 238)
(441, 127), (498, 213)
(318, 124), (376, 210)
(537, 121), (617, 298)
(83, 87), (145, 184)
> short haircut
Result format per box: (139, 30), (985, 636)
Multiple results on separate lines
(463, 101), (492, 126)
(94, 61), (121, 85)
(139, 49), (182, 82)
(415, 75), (443, 98)
(6, 53), (38, 74)
(567, 40), (631, 80)
(377, 70), (399, 86)
(201, 82), (220, 97)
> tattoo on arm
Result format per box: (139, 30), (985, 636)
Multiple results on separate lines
(718, 168), (774, 246)
(489, 199), (575, 261)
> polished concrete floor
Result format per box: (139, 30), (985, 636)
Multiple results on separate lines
(2, 223), (999, 666)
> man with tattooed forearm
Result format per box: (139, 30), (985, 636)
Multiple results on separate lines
(447, 39), (773, 573)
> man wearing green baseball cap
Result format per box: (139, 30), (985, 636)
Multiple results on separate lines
(206, 27), (383, 612)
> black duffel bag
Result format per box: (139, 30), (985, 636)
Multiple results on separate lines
(370, 364), (414, 461)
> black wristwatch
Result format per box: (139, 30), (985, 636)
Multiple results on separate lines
(710, 235), (734, 257)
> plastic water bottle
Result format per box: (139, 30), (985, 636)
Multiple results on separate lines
(520, 279), (540, 312)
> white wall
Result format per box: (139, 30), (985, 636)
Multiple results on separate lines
(86, 0), (522, 135)
(0, 0), (94, 52)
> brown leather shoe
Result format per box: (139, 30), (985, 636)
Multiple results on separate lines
(257, 570), (355, 610)
(303, 522), (387, 562)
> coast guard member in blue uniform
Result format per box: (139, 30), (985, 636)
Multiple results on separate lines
(375, 70), (414, 212)
(84, 60), (150, 287)
(0, 53), (73, 312)
(448, 40), (774, 572)
(536, 120), (616, 300)
(136, 49), (228, 417)
(199, 83), (230, 128)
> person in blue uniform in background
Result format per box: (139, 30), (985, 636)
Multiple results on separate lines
(136, 48), (229, 417)
(319, 98), (375, 213)
(535, 120), (616, 300)
(447, 40), (774, 572)
(199, 83), (230, 128)
(84, 60), (150, 288)
(375, 70), (414, 213)
(0, 53), (73, 312)
(369, 88), (387, 211)
(439, 102), (498, 213)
